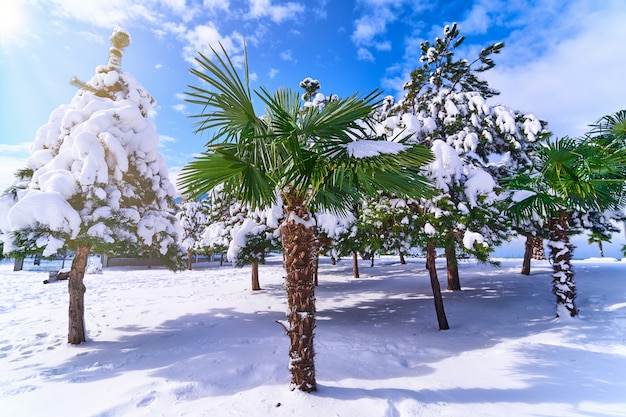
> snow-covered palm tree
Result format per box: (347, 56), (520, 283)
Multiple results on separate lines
(505, 137), (626, 317)
(178, 44), (434, 392)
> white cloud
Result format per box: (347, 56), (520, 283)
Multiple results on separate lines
(375, 41), (391, 51)
(458, 3), (490, 34)
(484, 2), (626, 138)
(280, 50), (294, 61)
(269, 68), (279, 79)
(171, 104), (186, 113)
(203, 0), (230, 12)
(357, 47), (374, 62)
(177, 23), (244, 64)
(159, 135), (178, 146)
(48, 0), (158, 28)
(246, 0), (304, 23)
(352, 15), (385, 46)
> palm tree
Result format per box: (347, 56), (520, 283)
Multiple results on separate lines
(178, 44), (434, 392)
(505, 136), (626, 317)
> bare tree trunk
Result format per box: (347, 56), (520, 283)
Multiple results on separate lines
(352, 251), (360, 278)
(398, 247), (406, 264)
(313, 254), (319, 287)
(598, 241), (605, 257)
(445, 236), (461, 291)
(521, 235), (533, 275)
(251, 260), (261, 290)
(548, 211), (578, 318)
(331, 256), (336, 265)
(68, 244), (91, 344)
(187, 249), (193, 270)
(13, 257), (24, 271)
(370, 255), (374, 267)
(426, 241), (449, 330)
(280, 193), (317, 392)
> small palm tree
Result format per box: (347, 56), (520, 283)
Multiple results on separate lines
(505, 136), (625, 317)
(178, 44), (434, 391)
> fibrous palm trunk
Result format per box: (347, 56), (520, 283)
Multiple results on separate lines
(547, 211), (578, 318)
(426, 240), (450, 330)
(532, 237), (546, 260)
(68, 244), (91, 344)
(280, 193), (317, 392)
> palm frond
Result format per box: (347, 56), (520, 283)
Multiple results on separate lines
(185, 42), (258, 143)
(177, 144), (276, 208)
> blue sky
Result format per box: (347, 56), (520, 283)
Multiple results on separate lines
(1, 0), (626, 193)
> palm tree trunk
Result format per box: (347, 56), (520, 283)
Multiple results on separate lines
(547, 211), (578, 318)
(521, 235), (532, 275)
(280, 193), (317, 392)
(251, 260), (261, 290)
(68, 244), (91, 344)
(445, 234), (461, 291)
(598, 241), (605, 257)
(532, 237), (546, 260)
(352, 251), (360, 278)
(426, 241), (449, 330)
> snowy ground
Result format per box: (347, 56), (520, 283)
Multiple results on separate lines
(1, 255), (625, 417)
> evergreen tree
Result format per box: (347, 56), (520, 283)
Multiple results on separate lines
(0, 28), (184, 344)
(228, 200), (283, 290)
(177, 199), (211, 269)
(381, 23), (548, 290)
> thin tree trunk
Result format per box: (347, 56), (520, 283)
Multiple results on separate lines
(187, 249), (193, 270)
(521, 235), (533, 275)
(251, 260), (261, 290)
(398, 247), (406, 264)
(280, 194), (317, 392)
(445, 235), (461, 291)
(352, 251), (360, 278)
(68, 244), (91, 344)
(13, 257), (24, 271)
(370, 254), (374, 267)
(331, 256), (336, 265)
(426, 241), (449, 330)
(547, 211), (578, 318)
(598, 241), (605, 257)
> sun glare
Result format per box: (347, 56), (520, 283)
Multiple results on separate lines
(0, 0), (25, 43)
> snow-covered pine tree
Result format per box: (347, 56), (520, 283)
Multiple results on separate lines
(228, 199), (283, 290)
(379, 23), (548, 290)
(199, 186), (235, 265)
(0, 28), (184, 344)
(177, 199), (211, 269)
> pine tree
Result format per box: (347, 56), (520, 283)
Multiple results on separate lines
(177, 199), (211, 269)
(0, 28), (184, 344)
(382, 23), (548, 290)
